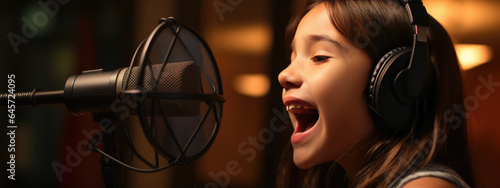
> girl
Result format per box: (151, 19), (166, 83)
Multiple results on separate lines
(277, 0), (473, 187)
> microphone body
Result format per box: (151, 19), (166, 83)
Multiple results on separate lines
(65, 68), (124, 115)
(1, 61), (202, 116)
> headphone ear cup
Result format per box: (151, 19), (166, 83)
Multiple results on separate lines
(368, 47), (414, 133)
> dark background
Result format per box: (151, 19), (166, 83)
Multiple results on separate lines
(1, 0), (499, 187)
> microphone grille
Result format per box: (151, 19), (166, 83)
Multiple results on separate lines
(123, 61), (201, 116)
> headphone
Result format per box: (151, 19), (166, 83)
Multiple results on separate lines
(367, 0), (431, 133)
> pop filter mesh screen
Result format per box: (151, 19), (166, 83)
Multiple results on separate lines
(123, 19), (222, 162)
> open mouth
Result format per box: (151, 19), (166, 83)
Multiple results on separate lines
(287, 104), (319, 134)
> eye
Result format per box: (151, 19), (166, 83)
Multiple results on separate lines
(311, 55), (330, 63)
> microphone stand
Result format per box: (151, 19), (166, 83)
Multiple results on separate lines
(92, 112), (122, 188)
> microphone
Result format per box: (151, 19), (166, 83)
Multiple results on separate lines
(0, 61), (202, 116)
(2, 18), (224, 187)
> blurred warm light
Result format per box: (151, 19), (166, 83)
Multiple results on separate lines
(455, 44), (493, 70)
(214, 23), (272, 55)
(233, 74), (270, 97)
(423, 0), (457, 31)
(424, 0), (500, 35)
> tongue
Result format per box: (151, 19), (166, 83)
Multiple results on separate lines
(295, 111), (318, 133)
(304, 121), (315, 132)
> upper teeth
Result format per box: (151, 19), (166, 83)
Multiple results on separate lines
(286, 104), (314, 111)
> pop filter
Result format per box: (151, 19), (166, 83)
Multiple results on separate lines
(119, 17), (224, 165)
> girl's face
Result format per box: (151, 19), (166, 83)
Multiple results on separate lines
(279, 3), (376, 169)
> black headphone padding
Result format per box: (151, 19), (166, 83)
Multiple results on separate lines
(368, 47), (414, 133)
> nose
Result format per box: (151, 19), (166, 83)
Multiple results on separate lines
(278, 64), (302, 90)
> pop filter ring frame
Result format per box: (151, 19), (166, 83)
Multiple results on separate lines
(132, 17), (224, 164)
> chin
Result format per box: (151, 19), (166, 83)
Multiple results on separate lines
(293, 152), (322, 169)
(293, 158), (314, 169)
(292, 143), (349, 170)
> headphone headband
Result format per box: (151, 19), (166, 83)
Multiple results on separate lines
(400, 0), (429, 98)
(402, 0), (429, 26)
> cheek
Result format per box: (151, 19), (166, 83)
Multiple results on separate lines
(311, 65), (367, 108)
(311, 59), (374, 146)
(314, 72), (365, 130)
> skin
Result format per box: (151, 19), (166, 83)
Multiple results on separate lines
(278, 3), (376, 174)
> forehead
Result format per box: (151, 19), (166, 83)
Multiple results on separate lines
(300, 3), (330, 27)
(292, 3), (350, 49)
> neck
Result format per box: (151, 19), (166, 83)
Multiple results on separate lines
(336, 131), (384, 179)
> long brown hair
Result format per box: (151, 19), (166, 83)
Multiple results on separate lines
(276, 0), (473, 187)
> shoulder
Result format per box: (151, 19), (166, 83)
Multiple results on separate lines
(401, 177), (459, 188)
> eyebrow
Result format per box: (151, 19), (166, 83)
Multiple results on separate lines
(291, 34), (347, 52)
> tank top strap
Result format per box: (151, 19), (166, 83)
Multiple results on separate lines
(391, 164), (470, 188)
